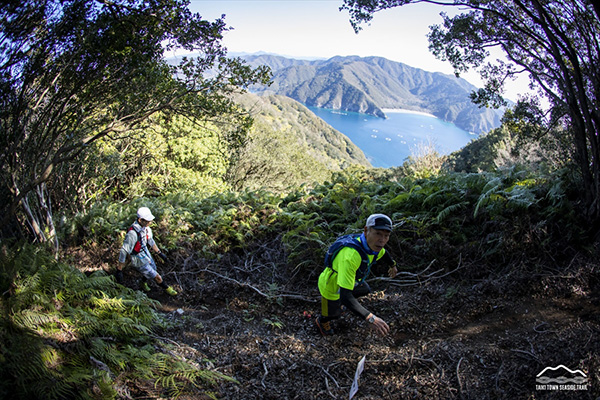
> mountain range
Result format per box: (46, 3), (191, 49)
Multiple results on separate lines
(239, 54), (505, 134)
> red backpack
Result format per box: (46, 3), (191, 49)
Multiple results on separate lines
(128, 226), (149, 255)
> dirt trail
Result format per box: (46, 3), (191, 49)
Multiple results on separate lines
(141, 272), (600, 400)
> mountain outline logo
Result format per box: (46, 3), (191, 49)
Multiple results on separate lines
(536, 365), (588, 385)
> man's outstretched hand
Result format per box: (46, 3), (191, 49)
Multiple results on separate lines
(368, 315), (390, 337)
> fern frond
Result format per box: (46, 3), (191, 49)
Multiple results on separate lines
(153, 354), (238, 399)
(12, 309), (57, 330)
(436, 202), (469, 223)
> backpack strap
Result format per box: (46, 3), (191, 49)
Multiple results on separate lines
(324, 234), (368, 269)
(128, 225), (147, 255)
(324, 234), (381, 282)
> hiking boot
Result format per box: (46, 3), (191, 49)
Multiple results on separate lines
(141, 282), (151, 292)
(165, 286), (178, 296)
(315, 317), (334, 336)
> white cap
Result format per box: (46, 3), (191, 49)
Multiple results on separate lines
(137, 207), (155, 221)
(365, 213), (392, 231)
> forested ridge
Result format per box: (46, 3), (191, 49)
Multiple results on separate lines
(240, 54), (504, 134)
(1, 1), (600, 399)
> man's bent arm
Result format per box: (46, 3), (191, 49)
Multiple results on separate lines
(340, 288), (370, 319)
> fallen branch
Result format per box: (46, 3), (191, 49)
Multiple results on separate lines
(457, 357), (464, 400)
(373, 257), (464, 287)
(411, 356), (443, 378)
(325, 377), (334, 399)
(510, 348), (540, 362)
(261, 361), (268, 388)
(192, 268), (318, 302)
(149, 333), (182, 348)
(307, 361), (340, 388)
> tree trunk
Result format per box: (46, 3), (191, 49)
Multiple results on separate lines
(18, 182), (60, 255)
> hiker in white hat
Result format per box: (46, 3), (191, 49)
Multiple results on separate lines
(115, 207), (177, 296)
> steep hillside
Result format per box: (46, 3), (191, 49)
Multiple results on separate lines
(236, 92), (370, 168)
(242, 54), (504, 134)
(228, 92), (371, 191)
(43, 169), (599, 399)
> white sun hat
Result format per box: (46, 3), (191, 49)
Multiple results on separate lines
(136, 207), (155, 221)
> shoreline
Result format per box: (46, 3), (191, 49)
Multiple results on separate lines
(382, 108), (436, 118)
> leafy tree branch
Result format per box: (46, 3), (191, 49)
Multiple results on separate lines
(0, 0), (271, 246)
(341, 0), (600, 224)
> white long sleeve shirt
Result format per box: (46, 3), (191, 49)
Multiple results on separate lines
(118, 221), (156, 268)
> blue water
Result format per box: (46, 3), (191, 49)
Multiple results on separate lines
(308, 106), (477, 168)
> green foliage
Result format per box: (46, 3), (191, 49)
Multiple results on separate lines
(343, 0), (600, 222)
(67, 159), (587, 285)
(446, 126), (515, 173)
(0, 244), (234, 399)
(278, 167), (584, 276)
(53, 115), (233, 210)
(226, 93), (370, 193)
(153, 354), (237, 399)
(446, 122), (574, 174)
(65, 188), (287, 258)
(55, 92), (374, 236)
(400, 139), (447, 179)
(262, 317), (285, 330)
(1, 0), (270, 243)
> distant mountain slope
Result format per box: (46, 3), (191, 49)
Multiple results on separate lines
(228, 92), (371, 191)
(241, 54), (504, 134)
(238, 92), (370, 167)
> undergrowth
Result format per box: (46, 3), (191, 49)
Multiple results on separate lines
(4, 166), (589, 399)
(0, 244), (235, 399)
(71, 166), (587, 283)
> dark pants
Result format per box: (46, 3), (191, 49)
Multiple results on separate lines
(320, 281), (371, 323)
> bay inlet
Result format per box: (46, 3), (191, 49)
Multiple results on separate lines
(308, 106), (477, 168)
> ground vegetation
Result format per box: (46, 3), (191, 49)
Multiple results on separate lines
(3, 163), (598, 399)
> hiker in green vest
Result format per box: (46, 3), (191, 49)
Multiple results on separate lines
(115, 207), (178, 296)
(316, 214), (397, 337)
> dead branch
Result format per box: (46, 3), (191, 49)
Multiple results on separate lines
(457, 357), (464, 400)
(509, 348), (540, 362)
(307, 361), (340, 389)
(261, 361), (268, 388)
(372, 257), (464, 287)
(189, 268), (318, 302)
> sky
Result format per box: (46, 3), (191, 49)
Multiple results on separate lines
(177, 0), (531, 102)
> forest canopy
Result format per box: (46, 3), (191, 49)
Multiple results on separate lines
(0, 0), (270, 247)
